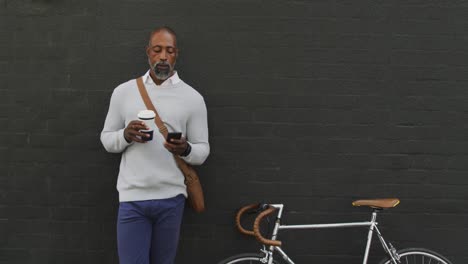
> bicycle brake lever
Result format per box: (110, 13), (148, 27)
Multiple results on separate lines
(246, 203), (269, 215)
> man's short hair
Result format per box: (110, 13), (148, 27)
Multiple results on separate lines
(148, 26), (177, 46)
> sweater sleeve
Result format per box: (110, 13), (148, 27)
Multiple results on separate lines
(100, 87), (133, 153)
(181, 97), (210, 165)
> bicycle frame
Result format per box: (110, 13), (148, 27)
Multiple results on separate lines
(260, 204), (399, 264)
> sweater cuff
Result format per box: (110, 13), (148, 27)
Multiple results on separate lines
(120, 129), (133, 147)
(180, 142), (209, 165)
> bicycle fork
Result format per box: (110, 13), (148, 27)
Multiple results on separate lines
(263, 205), (295, 264)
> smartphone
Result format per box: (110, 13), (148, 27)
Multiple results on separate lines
(166, 132), (182, 143)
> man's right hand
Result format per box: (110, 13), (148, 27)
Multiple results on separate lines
(124, 120), (150, 143)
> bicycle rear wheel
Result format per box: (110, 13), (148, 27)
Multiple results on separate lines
(217, 253), (279, 264)
(379, 248), (452, 264)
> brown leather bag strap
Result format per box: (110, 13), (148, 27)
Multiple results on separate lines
(136, 77), (205, 213)
(136, 77), (168, 137)
(136, 77), (189, 166)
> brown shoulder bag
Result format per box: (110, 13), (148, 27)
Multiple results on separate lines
(136, 77), (206, 213)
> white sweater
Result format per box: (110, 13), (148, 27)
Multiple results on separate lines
(100, 73), (210, 202)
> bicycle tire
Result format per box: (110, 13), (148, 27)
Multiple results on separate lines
(379, 248), (452, 264)
(217, 253), (280, 264)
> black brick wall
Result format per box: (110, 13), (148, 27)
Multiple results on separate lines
(1, 0), (467, 263)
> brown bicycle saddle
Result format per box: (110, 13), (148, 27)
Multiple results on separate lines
(352, 198), (400, 209)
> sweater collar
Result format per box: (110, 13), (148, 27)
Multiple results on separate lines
(143, 70), (181, 87)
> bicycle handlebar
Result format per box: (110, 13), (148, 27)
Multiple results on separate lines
(235, 203), (259, 236)
(253, 207), (282, 247)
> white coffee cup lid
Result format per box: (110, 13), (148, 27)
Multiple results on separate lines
(137, 110), (156, 119)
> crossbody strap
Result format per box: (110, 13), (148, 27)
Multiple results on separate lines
(136, 77), (169, 137)
(136, 77), (200, 190)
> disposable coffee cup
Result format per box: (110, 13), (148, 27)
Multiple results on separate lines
(137, 110), (156, 141)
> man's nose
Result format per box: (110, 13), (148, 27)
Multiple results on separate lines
(160, 50), (167, 60)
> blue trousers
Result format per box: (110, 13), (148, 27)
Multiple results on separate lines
(117, 194), (185, 264)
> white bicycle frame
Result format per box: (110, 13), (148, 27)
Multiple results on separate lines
(261, 204), (399, 264)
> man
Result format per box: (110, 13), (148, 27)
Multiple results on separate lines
(100, 26), (210, 264)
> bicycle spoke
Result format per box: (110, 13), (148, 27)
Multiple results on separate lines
(392, 252), (449, 264)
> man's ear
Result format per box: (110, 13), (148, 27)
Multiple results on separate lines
(145, 46), (150, 56)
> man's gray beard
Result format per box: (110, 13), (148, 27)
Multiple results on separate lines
(155, 70), (170, 80)
(149, 60), (175, 81)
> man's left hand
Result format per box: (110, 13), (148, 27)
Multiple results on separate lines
(164, 136), (188, 156)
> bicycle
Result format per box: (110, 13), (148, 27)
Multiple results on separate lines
(218, 198), (452, 264)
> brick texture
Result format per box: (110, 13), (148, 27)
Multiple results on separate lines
(1, 0), (467, 263)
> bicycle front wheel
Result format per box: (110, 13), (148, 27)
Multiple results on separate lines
(217, 253), (280, 264)
(379, 248), (452, 264)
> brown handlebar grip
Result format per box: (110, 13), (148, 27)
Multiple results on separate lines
(253, 207), (282, 247)
(235, 203), (259, 236)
